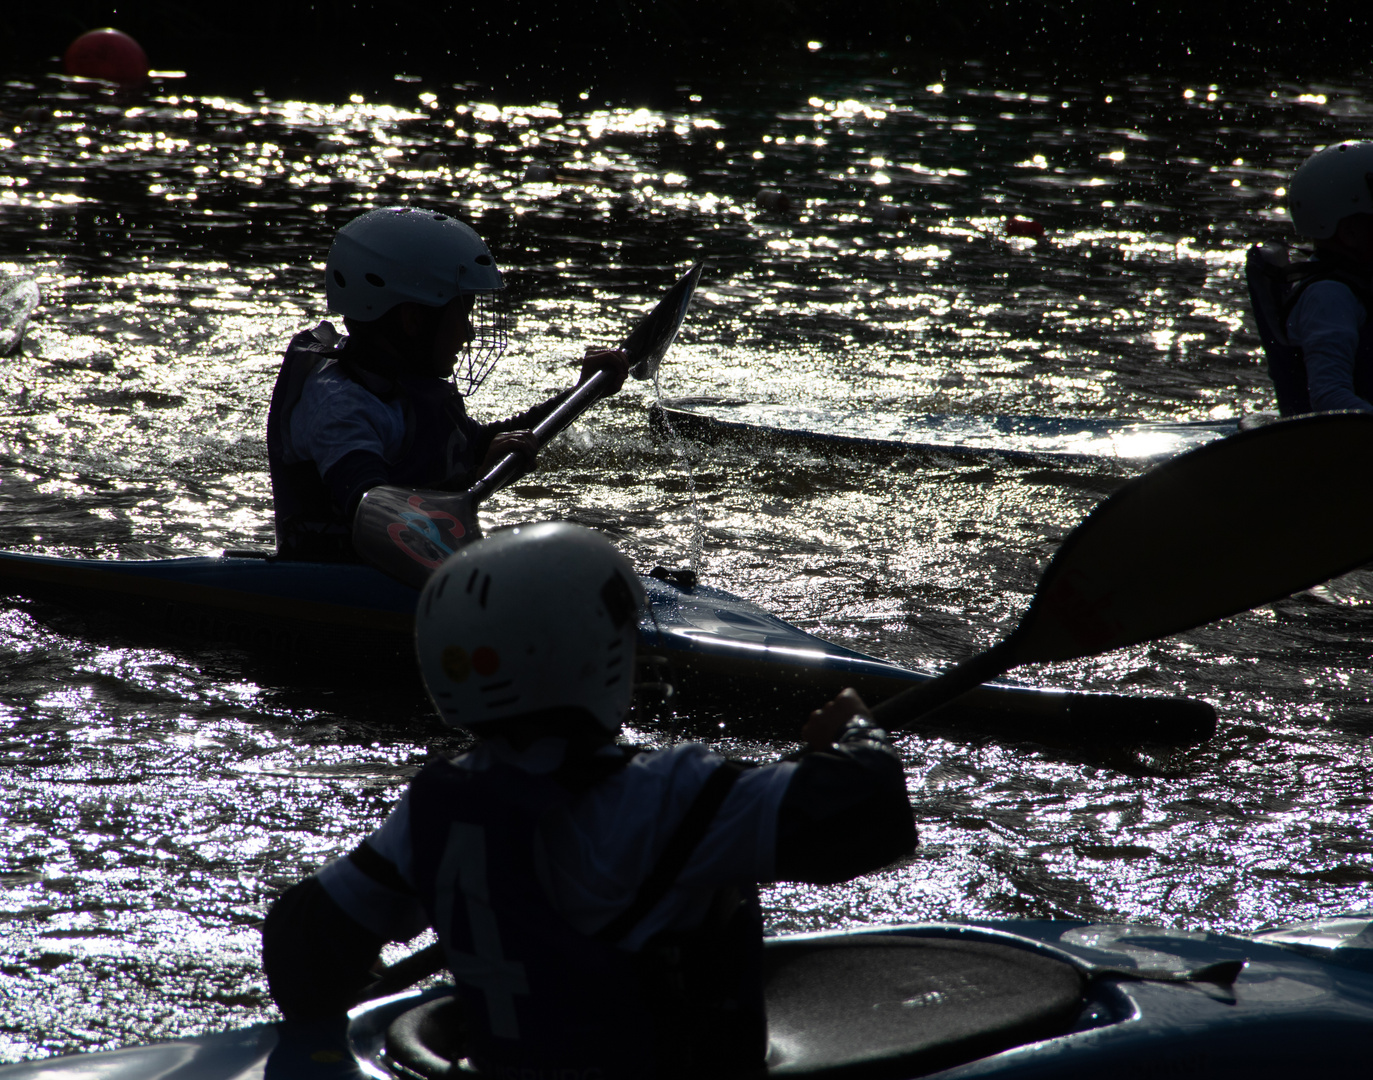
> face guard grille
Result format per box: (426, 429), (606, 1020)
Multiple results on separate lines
(453, 291), (511, 397)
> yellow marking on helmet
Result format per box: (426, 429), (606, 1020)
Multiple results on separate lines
(442, 645), (472, 682)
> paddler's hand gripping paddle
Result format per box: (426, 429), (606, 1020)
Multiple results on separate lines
(871, 411), (1373, 733)
(354, 263), (704, 588)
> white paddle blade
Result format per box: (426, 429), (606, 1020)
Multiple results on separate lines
(1015, 412), (1373, 664)
(352, 485), (481, 589)
(624, 262), (704, 380)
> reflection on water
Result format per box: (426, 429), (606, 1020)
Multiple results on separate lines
(2, 55), (1373, 1061)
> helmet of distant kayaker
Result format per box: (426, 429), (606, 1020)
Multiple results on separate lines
(325, 205), (508, 391)
(415, 522), (646, 735)
(1288, 141), (1373, 239)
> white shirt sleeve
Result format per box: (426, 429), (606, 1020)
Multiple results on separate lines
(284, 360), (408, 474)
(1287, 279), (1373, 413)
(316, 792), (429, 942)
(536, 744), (798, 950)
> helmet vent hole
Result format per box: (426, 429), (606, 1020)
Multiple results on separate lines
(333, 270), (347, 288)
(479, 575), (491, 608)
(475, 254), (493, 266)
(365, 272), (386, 287)
(433, 213), (449, 221)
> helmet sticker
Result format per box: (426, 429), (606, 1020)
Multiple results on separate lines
(442, 646), (471, 682)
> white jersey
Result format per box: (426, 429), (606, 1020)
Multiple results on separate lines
(280, 357), (409, 474)
(318, 738), (798, 951)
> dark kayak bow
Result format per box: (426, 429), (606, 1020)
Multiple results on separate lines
(353, 263), (704, 589)
(872, 411), (1373, 733)
(0, 547), (1212, 746)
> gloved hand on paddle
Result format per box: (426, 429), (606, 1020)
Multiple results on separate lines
(579, 347), (630, 393)
(802, 688), (874, 750)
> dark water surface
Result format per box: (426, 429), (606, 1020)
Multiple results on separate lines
(2, 55), (1373, 1061)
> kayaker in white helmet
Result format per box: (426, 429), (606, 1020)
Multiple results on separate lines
(267, 206), (629, 561)
(1247, 141), (1373, 415)
(261, 523), (917, 1079)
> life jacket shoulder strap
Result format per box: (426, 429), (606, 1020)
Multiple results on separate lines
(594, 759), (749, 946)
(1285, 261), (1373, 321)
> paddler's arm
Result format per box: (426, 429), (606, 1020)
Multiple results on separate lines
(321, 450), (391, 522)
(262, 874), (386, 1021)
(263, 800), (427, 1021)
(459, 348), (630, 483)
(772, 688), (917, 885)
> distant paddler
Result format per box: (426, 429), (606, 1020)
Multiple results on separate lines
(1248, 141), (1373, 416)
(267, 206), (629, 562)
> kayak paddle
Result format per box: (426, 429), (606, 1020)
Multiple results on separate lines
(353, 263), (704, 588)
(871, 411), (1373, 734)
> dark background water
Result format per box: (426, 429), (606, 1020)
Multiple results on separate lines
(2, 11), (1373, 1065)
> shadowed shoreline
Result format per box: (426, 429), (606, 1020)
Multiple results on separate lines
(5, 1), (1370, 100)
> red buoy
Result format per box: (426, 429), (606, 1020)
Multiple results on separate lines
(756, 189), (795, 213)
(63, 29), (149, 86)
(1006, 216), (1046, 239)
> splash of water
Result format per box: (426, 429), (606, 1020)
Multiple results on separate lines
(650, 369), (705, 572)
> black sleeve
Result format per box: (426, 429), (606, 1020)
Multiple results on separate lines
(262, 876), (386, 1022)
(773, 715), (918, 885)
(490, 386), (577, 435)
(320, 448), (391, 519)
(444, 387), (577, 491)
(474, 387), (576, 458)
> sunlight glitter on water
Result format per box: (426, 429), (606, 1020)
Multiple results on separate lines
(1, 53), (1373, 1060)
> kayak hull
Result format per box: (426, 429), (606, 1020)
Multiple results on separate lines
(5, 915), (1370, 1078)
(0, 549), (1215, 747)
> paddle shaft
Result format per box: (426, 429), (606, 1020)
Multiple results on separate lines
(869, 644), (1013, 730)
(464, 367), (616, 507)
(357, 942), (447, 1005)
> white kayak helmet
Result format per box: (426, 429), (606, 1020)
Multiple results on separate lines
(415, 522), (646, 734)
(326, 206), (502, 318)
(1288, 141), (1373, 239)
(325, 206), (509, 393)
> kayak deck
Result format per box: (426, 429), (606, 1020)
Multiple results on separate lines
(651, 398), (1244, 465)
(0, 549), (1215, 747)
(5, 916), (1371, 1079)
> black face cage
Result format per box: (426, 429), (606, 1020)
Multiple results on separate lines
(454, 291), (512, 397)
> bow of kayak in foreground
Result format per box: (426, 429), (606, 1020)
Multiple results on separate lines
(0, 549), (1214, 748)
(3, 914), (1370, 1079)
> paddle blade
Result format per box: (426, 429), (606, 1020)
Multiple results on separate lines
(352, 485), (481, 590)
(1012, 411), (1373, 664)
(623, 262), (704, 380)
